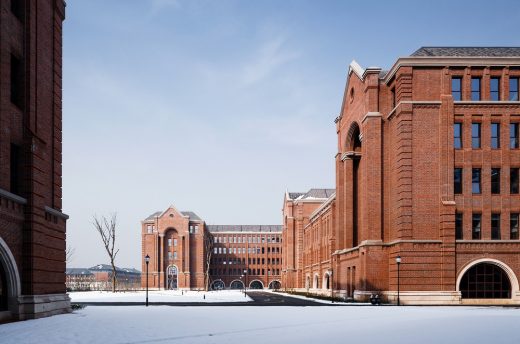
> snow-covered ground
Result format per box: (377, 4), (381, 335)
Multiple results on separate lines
(2, 305), (520, 343)
(69, 290), (252, 303)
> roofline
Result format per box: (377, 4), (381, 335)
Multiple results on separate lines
(308, 193), (336, 222)
(383, 56), (520, 85)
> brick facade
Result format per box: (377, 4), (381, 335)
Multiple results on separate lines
(141, 205), (282, 290)
(0, 0), (69, 321)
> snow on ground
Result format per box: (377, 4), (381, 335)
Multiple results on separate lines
(2, 305), (520, 344)
(69, 290), (252, 303)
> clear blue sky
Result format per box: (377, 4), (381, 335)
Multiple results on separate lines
(63, 0), (520, 269)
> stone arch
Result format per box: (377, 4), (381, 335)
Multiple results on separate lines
(230, 280), (244, 289)
(211, 279), (225, 290)
(249, 280), (264, 289)
(323, 272), (331, 290)
(166, 265), (179, 290)
(313, 274), (319, 289)
(345, 121), (362, 152)
(456, 258), (519, 299)
(0, 236), (21, 313)
(268, 280), (281, 290)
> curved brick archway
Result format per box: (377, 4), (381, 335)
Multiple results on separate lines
(0, 237), (21, 314)
(249, 280), (264, 289)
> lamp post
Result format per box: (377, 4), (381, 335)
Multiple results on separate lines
(243, 269), (248, 297)
(396, 255), (401, 306)
(145, 254), (150, 307)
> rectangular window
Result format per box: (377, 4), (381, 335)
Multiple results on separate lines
(10, 144), (21, 195)
(472, 213), (482, 240)
(472, 168), (481, 194)
(454, 123), (462, 149)
(189, 225), (193, 233)
(471, 77), (481, 101)
(214, 247), (218, 254)
(454, 168), (463, 194)
(510, 123), (519, 149)
(510, 77), (519, 101)
(168, 238), (172, 247)
(173, 251), (177, 259)
(490, 77), (500, 101)
(491, 213), (501, 240)
(491, 123), (500, 149)
(455, 213), (463, 240)
(511, 213), (519, 240)
(511, 168), (519, 194)
(472, 123), (481, 148)
(168, 252), (172, 260)
(10, 54), (24, 109)
(11, 0), (24, 20)
(173, 238), (177, 246)
(194, 225), (199, 233)
(223, 248), (227, 254)
(218, 247), (222, 254)
(452, 77), (462, 100)
(491, 168), (501, 194)
(146, 225), (152, 234)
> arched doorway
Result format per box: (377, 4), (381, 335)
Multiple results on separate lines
(323, 273), (330, 290)
(268, 280), (281, 290)
(459, 262), (511, 299)
(313, 274), (319, 289)
(211, 279), (225, 290)
(249, 280), (263, 289)
(0, 237), (20, 315)
(167, 265), (178, 290)
(230, 280), (244, 289)
(0, 261), (7, 311)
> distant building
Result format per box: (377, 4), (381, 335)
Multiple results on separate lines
(0, 0), (69, 321)
(141, 206), (282, 290)
(66, 265), (141, 291)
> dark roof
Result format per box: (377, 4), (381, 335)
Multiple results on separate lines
(288, 188), (335, 200)
(207, 225), (282, 233)
(144, 211), (161, 221)
(66, 268), (93, 276)
(88, 264), (141, 274)
(181, 211), (202, 221)
(411, 47), (520, 57)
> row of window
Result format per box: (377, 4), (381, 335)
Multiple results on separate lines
(210, 268), (280, 276)
(452, 76), (520, 101)
(214, 246), (281, 255)
(456, 212), (519, 240)
(454, 168), (519, 194)
(213, 235), (281, 244)
(167, 251), (177, 260)
(454, 122), (520, 149)
(211, 257), (281, 265)
(145, 225), (199, 234)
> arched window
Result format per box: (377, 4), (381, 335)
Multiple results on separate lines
(249, 280), (263, 289)
(460, 263), (511, 299)
(230, 280), (244, 289)
(167, 265), (178, 290)
(211, 280), (225, 290)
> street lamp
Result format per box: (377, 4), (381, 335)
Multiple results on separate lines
(144, 254), (150, 307)
(243, 269), (248, 297)
(396, 255), (401, 306)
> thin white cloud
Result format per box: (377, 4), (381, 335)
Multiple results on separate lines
(241, 36), (301, 85)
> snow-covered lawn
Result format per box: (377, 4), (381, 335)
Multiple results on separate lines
(2, 305), (520, 343)
(69, 290), (252, 303)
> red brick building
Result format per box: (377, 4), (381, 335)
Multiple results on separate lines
(285, 47), (520, 304)
(141, 205), (282, 290)
(0, 0), (69, 320)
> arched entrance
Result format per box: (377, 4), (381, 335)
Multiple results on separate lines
(230, 280), (244, 289)
(268, 280), (281, 290)
(323, 273), (330, 290)
(167, 265), (178, 290)
(211, 279), (225, 290)
(0, 237), (21, 314)
(249, 280), (263, 289)
(346, 122), (362, 247)
(459, 262), (511, 299)
(313, 274), (319, 289)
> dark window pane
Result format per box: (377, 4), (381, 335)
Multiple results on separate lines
(471, 78), (481, 101)
(511, 168), (519, 194)
(472, 168), (481, 194)
(491, 168), (500, 194)
(491, 78), (500, 101)
(460, 263), (511, 299)
(10, 54), (25, 109)
(491, 123), (500, 149)
(510, 78), (519, 101)
(510, 123), (519, 148)
(472, 123), (481, 148)
(455, 213), (463, 240)
(10, 144), (21, 195)
(472, 213), (481, 240)
(452, 77), (462, 101)
(510, 213), (519, 240)
(491, 213), (501, 240)
(454, 168), (463, 194)
(454, 123), (462, 149)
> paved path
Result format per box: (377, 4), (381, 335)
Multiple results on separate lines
(74, 291), (329, 307)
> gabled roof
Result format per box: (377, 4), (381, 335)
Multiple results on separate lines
(180, 211), (202, 221)
(287, 188), (335, 201)
(411, 47), (520, 57)
(207, 225), (282, 233)
(144, 211), (161, 221)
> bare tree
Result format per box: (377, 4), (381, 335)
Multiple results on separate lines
(92, 214), (119, 292)
(204, 234), (213, 291)
(66, 246), (75, 265)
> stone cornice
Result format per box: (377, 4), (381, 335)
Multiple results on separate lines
(45, 206), (69, 220)
(0, 188), (27, 205)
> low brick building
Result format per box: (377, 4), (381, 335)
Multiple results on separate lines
(66, 265), (141, 291)
(0, 0), (69, 320)
(141, 205), (282, 290)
